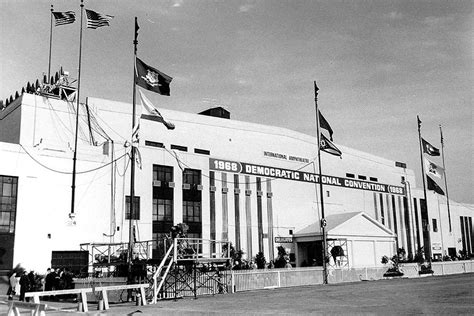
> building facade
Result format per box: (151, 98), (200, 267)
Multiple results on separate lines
(0, 93), (472, 273)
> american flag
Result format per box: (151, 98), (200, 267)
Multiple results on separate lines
(52, 11), (76, 26)
(85, 9), (113, 29)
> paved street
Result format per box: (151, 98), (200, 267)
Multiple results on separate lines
(1, 273), (473, 315)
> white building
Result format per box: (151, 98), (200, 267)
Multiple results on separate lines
(0, 91), (472, 274)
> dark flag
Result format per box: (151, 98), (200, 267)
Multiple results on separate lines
(319, 111), (334, 141)
(320, 133), (342, 157)
(135, 57), (172, 96)
(85, 9), (114, 29)
(52, 11), (76, 26)
(422, 138), (440, 156)
(427, 175), (445, 195)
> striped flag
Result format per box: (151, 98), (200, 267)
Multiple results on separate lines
(320, 133), (342, 157)
(138, 89), (175, 130)
(85, 9), (114, 29)
(52, 11), (76, 26)
(319, 111), (334, 141)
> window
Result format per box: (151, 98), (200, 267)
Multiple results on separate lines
(145, 140), (164, 148)
(125, 196), (140, 220)
(183, 169), (202, 238)
(358, 175), (367, 180)
(183, 201), (201, 223)
(183, 169), (201, 186)
(153, 199), (173, 221)
(194, 148), (210, 155)
(153, 165), (173, 183)
(170, 144), (187, 152)
(346, 173), (355, 178)
(0, 176), (18, 233)
(432, 219), (438, 232)
(370, 177), (378, 182)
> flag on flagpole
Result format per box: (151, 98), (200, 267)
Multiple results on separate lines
(85, 9), (114, 29)
(421, 138), (440, 156)
(138, 89), (175, 130)
(427, 174), (445, 195)
(320, 133), (342, 157)
(52, 11), (76, 26)
(135, 57), (172, 96)
(424, 157), (445, 179)
(319, 111), (334, 141)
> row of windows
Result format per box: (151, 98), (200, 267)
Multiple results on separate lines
(127, 167), (203, 226)
(346, 173), (378, 182)
(145, 140), (210, 156)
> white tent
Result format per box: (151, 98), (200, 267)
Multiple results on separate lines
(293, 212), (397, 268)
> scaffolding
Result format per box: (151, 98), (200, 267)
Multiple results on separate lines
(151, 238), (231, 303)
(79, 240), (155, 276)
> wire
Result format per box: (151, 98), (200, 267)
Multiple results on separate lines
(19, 143), (128, 175)
(163, 146), (318, 185)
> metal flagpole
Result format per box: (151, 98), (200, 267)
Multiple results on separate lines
(128, 16), (139, 285)
(417, 116), (432, 263)
(48, 5), (54, 83)
(70, 0), (84, 218)
(439, 125), (452, 232)
(314, 81), (328, 284)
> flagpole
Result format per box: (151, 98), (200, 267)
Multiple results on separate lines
(314, 81), (328, 284)
(48, 4), (54, 83)
(128, 16), (139, 284)
(70, 0), (84, 218)
(439, 125), (452, 232)
(417, 116), (432, 263)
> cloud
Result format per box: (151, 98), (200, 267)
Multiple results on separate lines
(239, 3), (255, 13)
(172, 0), (183, 8)
(423, 16), (454, 28)
(384, 11), (403, 20)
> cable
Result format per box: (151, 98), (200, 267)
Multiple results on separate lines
(19, 143), (128, 175)
(163, 146), (318, 185)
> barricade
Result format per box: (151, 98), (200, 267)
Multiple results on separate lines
(25, 288), (93, 312)
(94, 283), (149, 310)
(7, 301), (47, 316)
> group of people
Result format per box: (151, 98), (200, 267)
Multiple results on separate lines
(6, 267), (74, 302)
(7, 270), (37, 302)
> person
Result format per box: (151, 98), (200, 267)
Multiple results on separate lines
(44, 268), (51, 291)
(19, 270), (30, 302)
(28, 271), (36, 292)
(7, 271), (17, 300)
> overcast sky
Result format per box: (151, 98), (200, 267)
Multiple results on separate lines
(1, 0), (472, 203)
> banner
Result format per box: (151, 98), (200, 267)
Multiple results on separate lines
(209, 158), (405, 195)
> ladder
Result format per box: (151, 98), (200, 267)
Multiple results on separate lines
(151, 245), (174, 304)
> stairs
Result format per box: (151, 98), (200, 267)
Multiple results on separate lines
(151, 245), (174, 303)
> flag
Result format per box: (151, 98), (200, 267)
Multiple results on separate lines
(427, 175), (445, 195)
(85, 9), (113, 29)
(131, 122), (142, 169)
(138, 89), (175, 130)
(132, 121), (139, 147)
(424, 157), (444, 179)
(320, 133), (342, 157)
(319, 111), (334, 141)
(135, 57), (172, 96)
(422, 138), (440, 156)
(52, 11), (76, 26)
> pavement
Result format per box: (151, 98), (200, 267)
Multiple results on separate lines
(1, 273), (473, 315)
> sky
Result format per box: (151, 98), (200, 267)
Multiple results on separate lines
(1, 0), (472, 203)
